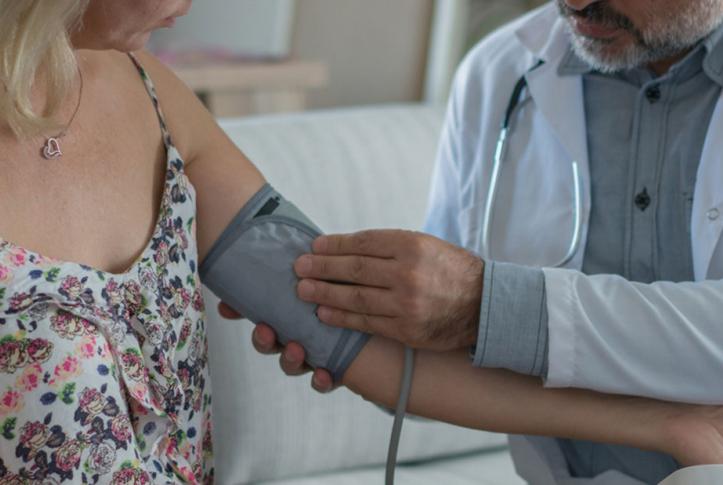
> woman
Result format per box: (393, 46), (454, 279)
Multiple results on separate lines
(0, 1), (721, 483)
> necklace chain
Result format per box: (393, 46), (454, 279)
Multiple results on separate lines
(42, 65), (83, 160)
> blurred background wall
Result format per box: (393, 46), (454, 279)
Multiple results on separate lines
(291, 0), (434, 109)
(150, 0), (297, 58)
(150, 0), (549, 117)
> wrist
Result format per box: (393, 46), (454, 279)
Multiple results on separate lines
(644, 403), (689, 456)
(657, 404), (723, 466)
(461, 256), (484, 348)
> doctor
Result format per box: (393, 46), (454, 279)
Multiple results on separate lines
(240, 0), (723, 482)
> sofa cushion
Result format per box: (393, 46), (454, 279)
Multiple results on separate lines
(258, 448), (524, 485)
(206, 105), (508, 484)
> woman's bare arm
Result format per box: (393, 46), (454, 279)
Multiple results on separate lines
(132, 50), (266, 261)
(343, 336), (723, 466)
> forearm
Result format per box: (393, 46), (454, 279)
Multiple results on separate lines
(343, 335), (680, 455)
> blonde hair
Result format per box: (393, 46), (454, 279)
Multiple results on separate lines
(0, 0), (89, 137)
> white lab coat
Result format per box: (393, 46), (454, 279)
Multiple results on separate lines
(424, 3), (723, 484)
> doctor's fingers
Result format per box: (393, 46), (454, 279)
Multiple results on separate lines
(279, 343), (313, 376)
(275, 338), (336, 393)
(294, 254), (396, 288)
(316, 306), (396, 340)
(252, 324), (282, 355)
(311, 368), (337, 394)
(252, 326), (313, 377)
(313, 229), (412, 258)
(218, 301), (244, 319)
(297, 279), (398, 316)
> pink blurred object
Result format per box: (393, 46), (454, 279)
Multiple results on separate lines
(152, 47), (287, 67)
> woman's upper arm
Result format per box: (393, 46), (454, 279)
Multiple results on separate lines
(133, 51), (266, 262)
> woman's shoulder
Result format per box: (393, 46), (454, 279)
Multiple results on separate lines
(88, 49), (205, 164)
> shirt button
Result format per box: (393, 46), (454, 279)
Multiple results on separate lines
(634, 188), (651, 211)
(708, 208), (720, 221)
(645, 85), (662, 103)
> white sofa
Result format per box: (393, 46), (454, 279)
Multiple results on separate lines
(204, 105), (525, 484)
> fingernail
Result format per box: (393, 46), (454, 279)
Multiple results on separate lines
(317, 306), (330, 321)
(296, 255), (312, 276)
(312, 375), (326, 392)
(313, 236), (328, 253)
(253, 331), (269, 347)
(297, 280), (315, 299)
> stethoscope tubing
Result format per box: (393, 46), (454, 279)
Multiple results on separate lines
(481, 65), (584, 268)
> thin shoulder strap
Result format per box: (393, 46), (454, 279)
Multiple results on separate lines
(127, 52), (173, 150)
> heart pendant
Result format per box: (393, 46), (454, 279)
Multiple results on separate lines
(42, 137), (63, 160)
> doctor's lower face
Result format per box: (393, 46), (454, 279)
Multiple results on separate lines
(558, 0), (723, 73)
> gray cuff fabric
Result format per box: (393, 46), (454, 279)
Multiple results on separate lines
(472, 261), (549, 377)
(199, 183), (370, 383)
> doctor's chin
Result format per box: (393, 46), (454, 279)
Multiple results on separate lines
(2, 0), (723, 484)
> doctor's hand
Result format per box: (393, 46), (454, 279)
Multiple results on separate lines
(294, 230), (484, 352)
(217, 302), (336, 393)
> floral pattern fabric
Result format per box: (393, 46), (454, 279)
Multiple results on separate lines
(0, 54), (213, 484)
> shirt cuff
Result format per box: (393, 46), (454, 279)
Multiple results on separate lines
(471, 261), (549, 377)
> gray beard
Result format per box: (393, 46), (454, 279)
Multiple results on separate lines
(566, 26), (691, 73)
(562, 0), (723, 73)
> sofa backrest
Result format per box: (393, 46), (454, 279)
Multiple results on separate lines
(206, 104), (508, 484)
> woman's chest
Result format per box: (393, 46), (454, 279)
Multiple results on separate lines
(0, 129), (167, 274)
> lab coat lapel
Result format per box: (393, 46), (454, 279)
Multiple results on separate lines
(524, 64), (591, 270)
(513, 11), (592, 270)
(525, 64), (589, 175)
(693, 92), (723, 280)
(515, 9), (589, 171)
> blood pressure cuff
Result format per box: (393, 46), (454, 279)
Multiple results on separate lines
(199, 183), (371, 383)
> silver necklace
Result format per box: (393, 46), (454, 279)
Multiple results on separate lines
(42, 67), (83, 160)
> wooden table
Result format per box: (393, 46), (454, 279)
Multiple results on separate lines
(169, 59), (329, 118)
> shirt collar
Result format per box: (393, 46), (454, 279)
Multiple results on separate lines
(558, 21), (723, 86)
(557, 47), (592, 76)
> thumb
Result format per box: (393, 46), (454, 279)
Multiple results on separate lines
(218, 302), (244, 319)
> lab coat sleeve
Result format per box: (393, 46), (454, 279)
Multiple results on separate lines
(543, 268), (723, 404)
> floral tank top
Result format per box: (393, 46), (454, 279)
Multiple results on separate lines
(0, 54), (213, 484)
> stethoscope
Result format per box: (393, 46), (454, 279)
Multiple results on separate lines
(481, 62), (584, 268)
